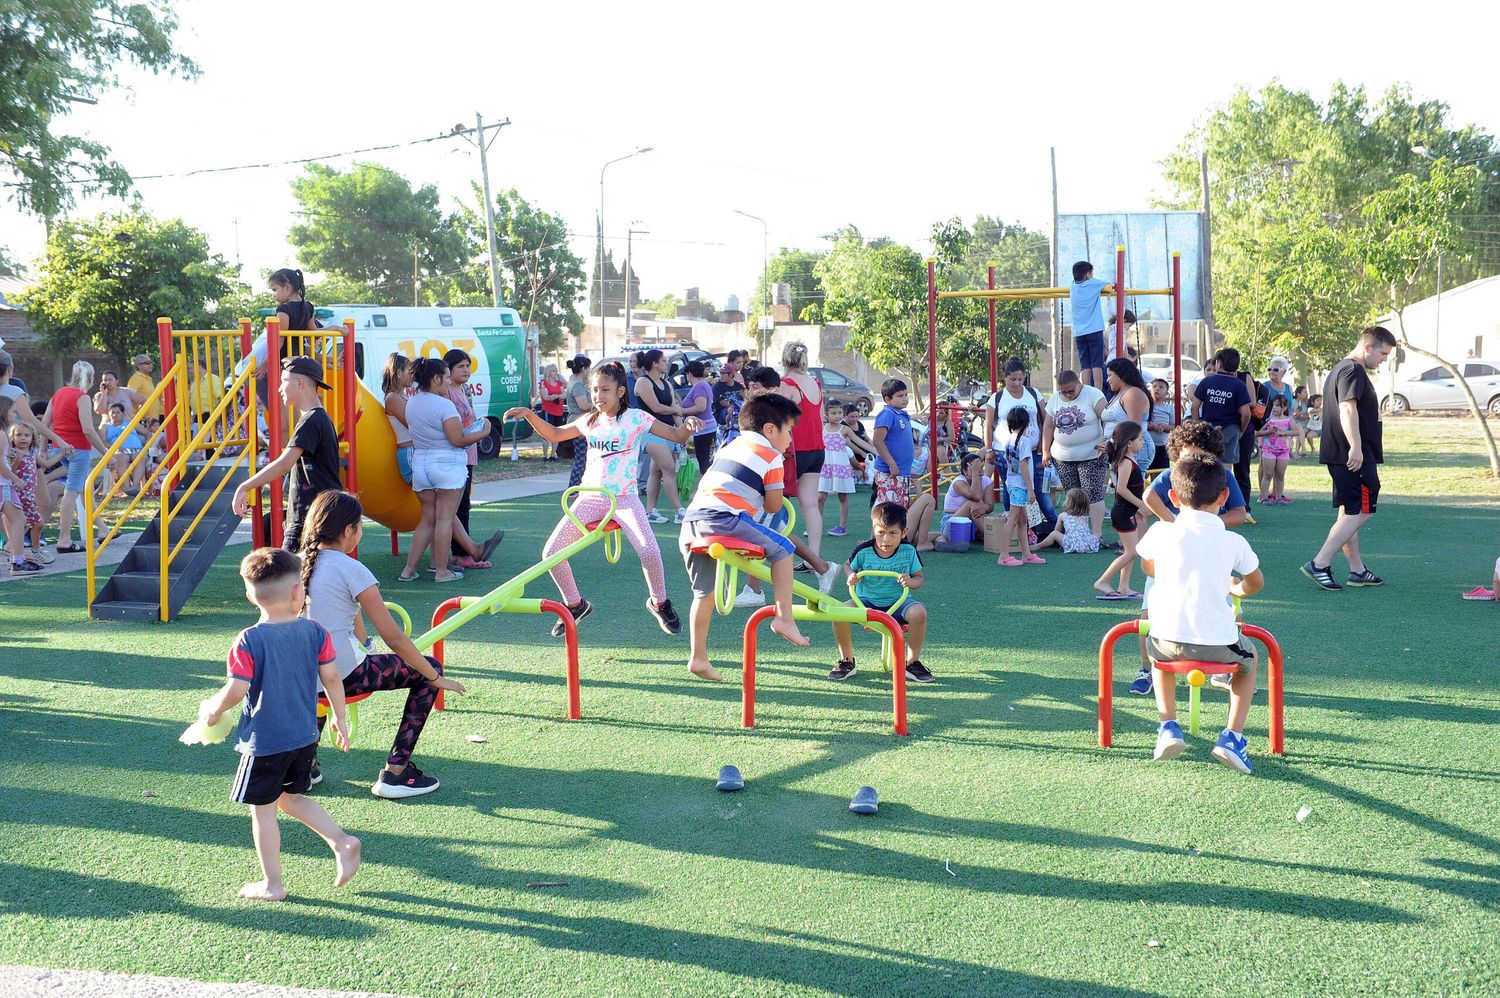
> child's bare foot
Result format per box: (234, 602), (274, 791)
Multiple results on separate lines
(239, 879), (286, 901)
(688, 657), (724, 682)
(333, 835), (362, 887)
(769, 616), (810, 647)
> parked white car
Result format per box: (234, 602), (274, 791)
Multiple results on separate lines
(1139, 353), (1202, 386)
(1382, 359), (1500, 416)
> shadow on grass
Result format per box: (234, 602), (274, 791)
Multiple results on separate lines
(357, 890), (1163, 997)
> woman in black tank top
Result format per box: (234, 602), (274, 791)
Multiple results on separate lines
(634, 349), (685, 521)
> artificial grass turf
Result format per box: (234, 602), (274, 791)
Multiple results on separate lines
(2, 419), (1498, 996)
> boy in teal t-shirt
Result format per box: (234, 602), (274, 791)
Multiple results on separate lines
(829, 501), (932, 684)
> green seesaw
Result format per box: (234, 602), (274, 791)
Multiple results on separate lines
(692, 506), (913, 735)
(416, 486), (624, 720)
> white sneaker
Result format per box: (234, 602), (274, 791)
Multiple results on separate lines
(645, 509), (668, 524)
(31, 547), (55, 565)
(817, 560), (842, 595)
(673, 508), (687, 524)
(734, 587), (766, 609)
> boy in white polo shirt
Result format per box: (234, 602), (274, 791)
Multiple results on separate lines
(1136, 453), (1265, 773)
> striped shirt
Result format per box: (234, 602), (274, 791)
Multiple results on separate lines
(685, 430), (784, 519)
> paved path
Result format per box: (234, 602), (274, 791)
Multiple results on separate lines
(0, 965), (413, 998)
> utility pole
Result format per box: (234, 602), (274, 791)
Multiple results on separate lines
(599, 147), (653, 358)
(1049, 147), (1061, 389)
(455, 113), (511, 307)
(413, 243), (420, 307)
(624, 226), (648, 345)
(734, 209), (770, 318)
(1200, 150), (1216, 346)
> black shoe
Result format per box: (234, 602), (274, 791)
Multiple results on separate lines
(829, 659), (857, 681)
(905, 659), (936, 683)
(1300, 561), (1342, 591)
(371, 763), (439, 799)
(552, 598), (593, 638)
(1347, 569), (1384, 587)
(647, 598), (682, 635)
(308, 760), (323, 787)
(11, 559), (42, 573)
(794, 560), (814, 573)
(1101, 541), (1123, 552)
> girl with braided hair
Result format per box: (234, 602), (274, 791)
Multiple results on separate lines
(300, 490), (467, 799)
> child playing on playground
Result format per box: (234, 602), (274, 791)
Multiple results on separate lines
(871, 379), (914, 507)
(504, 362), (702, 636)
(300, 490), (468, 798)
(197, 547), (361, 900)
(1136, 453), (1264, 773)
(1069, 260), (1109, 390)
(1094, 422), (1150, 600)
(940, 452), (994, 536)
(0, 397), (39, 575)
(1303, 393), (1323, 448)
(101, 401), (144, 494)
(730, 370), (842, 609)
(829, 501), (932, 684)
(8, 420), (47, 567)
(680, 393), (810, 682)
(817, 400), (857, 537)
(1256, 395), (1294, 504)
(995, 407), (1045, 567)
(231, 356), (342, 550)
(1033, 488), (1100, 554)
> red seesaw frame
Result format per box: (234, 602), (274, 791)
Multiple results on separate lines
(1097, 619), (1285, 754)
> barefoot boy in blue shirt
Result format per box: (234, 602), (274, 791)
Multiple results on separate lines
(198, 547), (360, 900)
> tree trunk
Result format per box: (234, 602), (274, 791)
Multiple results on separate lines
(1393, 309), (1500, 476)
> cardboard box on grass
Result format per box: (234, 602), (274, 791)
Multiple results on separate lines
(981, 514), (1007, 553)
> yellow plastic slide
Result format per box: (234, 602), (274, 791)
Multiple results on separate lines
(352, 381), (421, 532)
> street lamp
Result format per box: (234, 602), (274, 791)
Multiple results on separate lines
(599, 146), (653, 357)
(624, 224), (649, 345)
(734, 209), (770, 322)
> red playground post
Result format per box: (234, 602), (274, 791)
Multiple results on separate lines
(1171, 251), (1183, 423)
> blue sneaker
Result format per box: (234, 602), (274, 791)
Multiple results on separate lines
(1212, 729), (1253, 774)
(1129, 668), (1153, 696)
(1153, 720), (1185, 760)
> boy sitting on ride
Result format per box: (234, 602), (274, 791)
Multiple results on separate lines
(1136, 454), (1264, 773)
(830, 501), (932, 684)
(680, 393), (810, 681)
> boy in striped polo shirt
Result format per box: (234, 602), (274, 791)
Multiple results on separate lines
(680, 393), (809, 681)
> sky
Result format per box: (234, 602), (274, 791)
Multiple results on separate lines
(5, 0), (1498, 315)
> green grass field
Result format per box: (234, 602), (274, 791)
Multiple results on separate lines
(2, 418), (1497, 996)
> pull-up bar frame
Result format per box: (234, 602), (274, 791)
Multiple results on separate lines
(923, 245), (1184, 502)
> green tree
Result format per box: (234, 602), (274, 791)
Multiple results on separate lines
(456, 187), (585, 352)
(288, 163), (462, 306)
(814, 229), (932, 410)
(750, 248), (826, 326)
(1, 1), (196, 222)
(588, 216), (640, 318)
(639, 293), (682, 318)
(1350, 159), (1500, 475)
(929, 216), (1048, 385)
(1161, 81), (1500, 372)
(19, 209), (234, 368)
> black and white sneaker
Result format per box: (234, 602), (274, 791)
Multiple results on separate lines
(11, 559), (42, 574)
(905, 659), (936, 683)
(794, 560), (814, 573)
(1300, 561), (1342, 591)
(308, 759), (323, 787)
(829, 659), (857, 681)
(552, 598), (593, 638)
(1347, 569), (1384, 587)
(371, 763), (439, 799)
(647, 598), (682, 635)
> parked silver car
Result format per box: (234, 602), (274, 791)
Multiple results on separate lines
(1382, 359), (1500, 416)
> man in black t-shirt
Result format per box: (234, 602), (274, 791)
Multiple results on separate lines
(1301, 326), (1397, 592)
(232, 357), (343, 550)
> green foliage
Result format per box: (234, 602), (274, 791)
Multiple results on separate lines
(455, 186), (586, 353)
(288, 163), (464, 306)
(0, 244), (20, 277)
(815, 230), (930, 404)
(1161, 81), (1500, 372)
(751, 248), (826, 325)
(0, 1), (196, 221)
(639, 292), (681, 318)
(18, 209), (235, 367)
(929, 216), (1048, 383)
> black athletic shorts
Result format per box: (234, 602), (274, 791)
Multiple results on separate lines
(795, 448), (825, 478)
(231, 741), (318, 806)
(1328, 462), (1380, 515)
